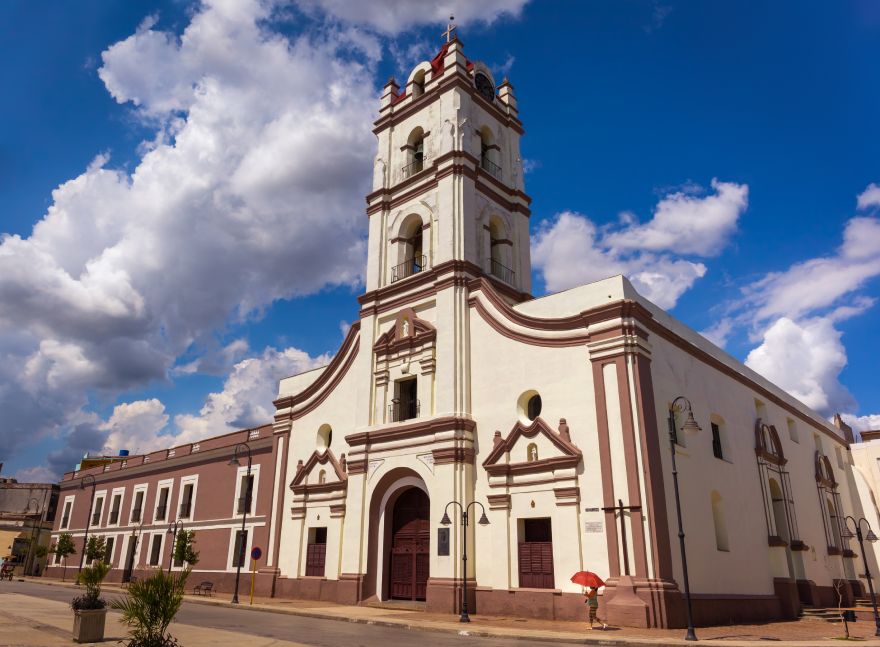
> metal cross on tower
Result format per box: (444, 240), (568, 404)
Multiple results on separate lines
(442, 16), (456, 43)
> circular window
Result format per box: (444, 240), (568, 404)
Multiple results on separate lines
(316, 424), (332, 452)
(517, 390), (542, 423)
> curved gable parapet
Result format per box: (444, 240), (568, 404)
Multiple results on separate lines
(483, 417), (582, 477)
(274, 322), (361, 421)
(468, 277), (656, 349)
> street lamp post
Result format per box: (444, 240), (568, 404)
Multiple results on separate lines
(228, 442), (252, 604)
(24, 498), (41, 576)
(78, 474), (96, 572)
(843, 516), (880, 636)
(166, 520), (183, 574)
(440, 500), (489, 623)
(667, 396), (702, 642)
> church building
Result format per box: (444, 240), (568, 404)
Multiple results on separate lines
(267, 34), (875, 627)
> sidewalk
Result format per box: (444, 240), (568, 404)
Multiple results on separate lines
(18, 577), (880, 646)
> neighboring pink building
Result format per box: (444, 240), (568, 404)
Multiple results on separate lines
(45, 424), (287, 595)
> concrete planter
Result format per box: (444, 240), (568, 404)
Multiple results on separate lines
(72, 608), (107, 643)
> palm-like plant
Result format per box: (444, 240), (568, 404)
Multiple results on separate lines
(111, 567), (189, 647)
(72, 561), (109, 610)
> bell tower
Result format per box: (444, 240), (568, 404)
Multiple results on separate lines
(364, 34), (532, 296)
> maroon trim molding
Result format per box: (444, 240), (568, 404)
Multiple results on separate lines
(345, 416), (476, 448)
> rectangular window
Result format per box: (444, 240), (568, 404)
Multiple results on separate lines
(237, 475), (254, 514)
(306, 527), (327, 577)
(131, 491), (144, 523)
(787, 418), (799, 443)
(61, 502), (72, 529)
(711, 423), (724, 460)
(392, 378), (418, 422)
(518, 518), (554, 589)
(156, 488), (169, 521)
(232, 530), (248, 568)
(104, 537), (115, 565)
(179, 484), (194, 519)
(149, 534), (162, 566)
(92, 498), (104, 526)
(109, 495), (122, 525)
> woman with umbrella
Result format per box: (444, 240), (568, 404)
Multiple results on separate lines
(571, 571), (606, 629)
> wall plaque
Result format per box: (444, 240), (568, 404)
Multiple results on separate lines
(584, 521), (604, 534)
(438, 527), (450, 556)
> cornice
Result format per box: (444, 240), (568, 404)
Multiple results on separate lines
(345, 415), (476, 448)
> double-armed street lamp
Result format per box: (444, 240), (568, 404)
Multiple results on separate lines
(79, 474), (96, 572)
(228, 442), (252, 604)
(667, 396), (702, 642)
(843, 516), (880, 636)
(166, 520), (184, 574)
(440, 500), (489, 623)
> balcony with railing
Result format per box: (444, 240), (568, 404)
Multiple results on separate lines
(401, 158), (424, 180)
(130, 508), (142, 523)
(155, 505), (167, 521)
(480, 156), (502, 179)
(489, 259), (515, 285)
(389, 398), (420, 423)
(391, 255), (426, 283)
(109, 509), (119, 525)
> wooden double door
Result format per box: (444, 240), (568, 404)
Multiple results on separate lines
(389, 488), (429, 601)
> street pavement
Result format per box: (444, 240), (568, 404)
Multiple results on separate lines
(4, 578), (880, 646)
(1, 579), (564, 647)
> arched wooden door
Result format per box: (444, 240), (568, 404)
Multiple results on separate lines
(389, 487), (429, 600)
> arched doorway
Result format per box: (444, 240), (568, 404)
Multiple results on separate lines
(389, 487), (429, 600)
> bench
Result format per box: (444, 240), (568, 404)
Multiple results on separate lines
(193, 581), (214, 596)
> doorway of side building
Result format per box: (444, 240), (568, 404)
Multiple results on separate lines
(389, 487), (429, 600)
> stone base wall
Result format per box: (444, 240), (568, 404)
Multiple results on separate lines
(474, 586), (584, 621)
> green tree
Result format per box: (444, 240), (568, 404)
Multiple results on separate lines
(172, 530), (199, 568)
(53, 533), (76, 582)
(111, 568), (188, 647)
(85, 536), (107, 563)
(33, 544), (49, 560)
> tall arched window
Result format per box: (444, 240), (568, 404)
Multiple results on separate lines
(711, 491), (729, 551)
(412, 69), (425, 98)
(404, 127), (425, 178)
(478, 126), (500, 178)
(391, 214), (426, 283)
(488, 217), (514, 285)
(769, 478), (790, 544)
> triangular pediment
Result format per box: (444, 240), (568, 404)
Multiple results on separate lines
(290, 449), (347, 493)
(374, 308), (436, 357)
(483, 417), (581, 475)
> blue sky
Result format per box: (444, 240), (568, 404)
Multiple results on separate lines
(2, 0), (879, 481)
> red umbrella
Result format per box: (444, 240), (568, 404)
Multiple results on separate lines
(571, 571), (605, 588)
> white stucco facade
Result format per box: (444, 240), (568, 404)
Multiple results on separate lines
(268, 37), (872, 627)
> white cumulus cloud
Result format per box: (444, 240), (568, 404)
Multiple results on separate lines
(532, 179), (746, 309)
(857, 182), (880, 210)
(745, 317), (854, 414)
(295, 0), (529, 34)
